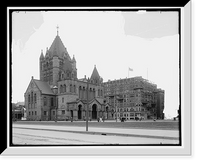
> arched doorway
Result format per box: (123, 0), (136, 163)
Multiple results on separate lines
(70, 110), (73, 118)
(92, 104), (97, 119)
(78, 105), (82, 120)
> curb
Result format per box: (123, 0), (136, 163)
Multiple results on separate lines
(13, 126), (179, 140)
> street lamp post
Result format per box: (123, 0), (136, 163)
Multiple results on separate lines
(115, 96), (118, 122)
(116, 105), (118, 122)
(86, 78), (89, 131)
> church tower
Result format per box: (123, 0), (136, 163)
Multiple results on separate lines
(39, 26), (77, 87)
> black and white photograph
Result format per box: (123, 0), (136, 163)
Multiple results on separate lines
(4, 2), (192, 156)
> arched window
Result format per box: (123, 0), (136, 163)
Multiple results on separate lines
(34, 93), (36, 103)
(28, 94), (30, 104)
(44, 97), (47, 106)
(31, 92), (33, 104)
(60, 85), (63, 93)
(82, 87), (85, 99)
(63, 84), (66, 92)
(98, 89), (100, 96)
(70, 84), (72, 92)
(79, 86), (82, 98)
(51, 97), (54, 106)
(34, 93), (37, 108)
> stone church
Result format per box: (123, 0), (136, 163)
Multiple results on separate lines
(24, 30), (112, 121)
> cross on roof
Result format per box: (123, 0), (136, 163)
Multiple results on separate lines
(56, 25), (59, 36)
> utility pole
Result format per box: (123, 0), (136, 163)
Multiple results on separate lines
(86, 78), (89, 131)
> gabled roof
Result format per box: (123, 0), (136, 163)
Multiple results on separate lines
(48, 35), (69, 58)
(33, 79), (54, 95)
(16, 102), (25, 107)
(67, 98), (103, 105)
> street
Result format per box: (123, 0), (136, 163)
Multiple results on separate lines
(12, 123), (179, 145)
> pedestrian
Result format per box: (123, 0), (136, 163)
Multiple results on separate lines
(100, 117), (102, 122)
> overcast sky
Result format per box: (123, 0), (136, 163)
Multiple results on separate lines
(11, 10), (179, 118)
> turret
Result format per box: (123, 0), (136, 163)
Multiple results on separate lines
(40, 50), (44, 60)
(40, 50), (44, 80)
(90, 65), (101, 85)
(72, 55), (76, 62)
(72, 55), (76, 69)
(45, 47), (50, 59)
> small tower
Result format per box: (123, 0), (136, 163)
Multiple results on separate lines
(45, 47), (50, 59)
(39, 50), (44, 80)
(90, 65), (101, 85)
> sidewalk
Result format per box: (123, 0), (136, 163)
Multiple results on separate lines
(13, 124), (179, 140)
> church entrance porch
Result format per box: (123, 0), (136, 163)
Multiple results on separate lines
(92, 104), (97, 120)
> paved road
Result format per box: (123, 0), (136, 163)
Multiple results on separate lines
(12, 124), (179, 145)
(14, 120), (179, 130)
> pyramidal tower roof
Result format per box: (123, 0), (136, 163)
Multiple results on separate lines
(48, 35), (67, 58)
(90, 65), (100, 80)
(48, 27), (70, 59)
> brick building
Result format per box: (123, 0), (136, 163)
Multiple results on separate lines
(103, 76), (165, 120)
(24, 30), (108, 121)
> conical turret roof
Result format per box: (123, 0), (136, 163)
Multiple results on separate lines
(72, 55), (76, 62)
(40, 50), (44, 60)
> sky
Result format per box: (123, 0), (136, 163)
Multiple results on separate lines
(11, 10), (179, 118)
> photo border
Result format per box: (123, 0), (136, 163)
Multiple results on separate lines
(2, 1), (191, 156)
